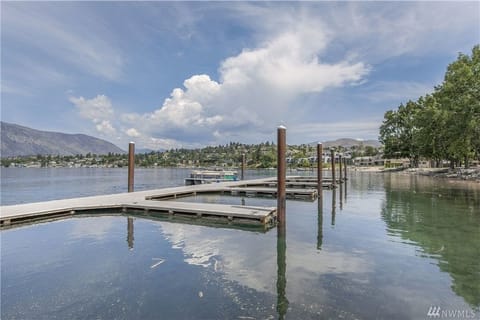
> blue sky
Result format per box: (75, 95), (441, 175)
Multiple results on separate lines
(1, 2), (479, 150)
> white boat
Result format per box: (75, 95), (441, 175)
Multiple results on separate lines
(185, 170), (238, 185)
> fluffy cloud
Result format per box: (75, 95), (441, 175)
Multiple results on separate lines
(70, 94), (117, 135)
(122, 23), (369, 145)
(95, 120), (116, 135)
(219, 28), (366, 94)
(125, 128), (141, 137)
(147, 76), (222, 129)
(70, 94), (113, 123)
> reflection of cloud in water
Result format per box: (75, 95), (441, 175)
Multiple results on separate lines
(160, 223), (277, 292)
(159, 223), (371, 298)
(70, 216), (116, 240)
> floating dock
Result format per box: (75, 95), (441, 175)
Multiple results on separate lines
(0, 175), (347, 228)
(240, 181), (333, 189)
(226, 187), (317, 201)
(0, 177), (325, 228)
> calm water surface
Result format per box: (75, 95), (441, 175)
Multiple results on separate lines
(1, 168), (479, 319)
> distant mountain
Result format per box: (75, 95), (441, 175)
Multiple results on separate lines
(1, 122), (125, 157)
(308, 138), (382, 148)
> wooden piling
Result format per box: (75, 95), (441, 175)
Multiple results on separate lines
(339, 155), (343, 183)
(128, 142), (135, 192)
(317, 142), (323, 196)
(241, 153), (246, 180)
(343, 157), (347, 181)
(277, 125), (287, 226)
(330, 149), (336, 188)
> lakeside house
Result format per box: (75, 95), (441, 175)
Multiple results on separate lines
(353, 155), (385, 166)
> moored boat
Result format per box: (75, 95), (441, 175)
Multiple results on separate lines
(185, 170), (238, 185)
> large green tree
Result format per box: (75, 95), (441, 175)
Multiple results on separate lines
(379, 45), (480, 168)
(436, 45), (480, 168)
(379, 100), (421, 166)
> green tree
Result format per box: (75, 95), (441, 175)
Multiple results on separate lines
(413, 95), (448, 167)
(435, 45), (480, 168)
(379, 100), (421, 166)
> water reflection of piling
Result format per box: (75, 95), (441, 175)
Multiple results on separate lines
(344, 178), (347, 203)
(339, 179), (343, 210)
(317, 143), (323, 197)
(331, 189), (336, 226)
(330, 149), (336, 189)
(317, 195), (323, 250)
(127, 217), (134, 249)
(128, 142), (135, 193)
(276, 230), (288, 319)
(339, 155), (343, 184)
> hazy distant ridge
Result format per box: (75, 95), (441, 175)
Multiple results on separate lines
(1, 122), (125, 157)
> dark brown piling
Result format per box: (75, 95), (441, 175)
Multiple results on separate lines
(339, 155), (343, 184)
(128, 142), (135, 192)
(241, 153), (246, 180)
(330, 149), (336, 188)
(343, 157), (347, 181)
(277, 125), (287, 229)
(317, 142), (323, 196)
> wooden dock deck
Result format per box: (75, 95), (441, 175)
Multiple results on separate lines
(0, 177), (308, 228)
(0, 175), (341, 228)
(129, 200), (276, 224)
(240, 181), (333, 189)
(226, 187), (317, 201)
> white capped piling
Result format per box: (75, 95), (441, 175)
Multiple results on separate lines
(277, 125), (287, 231)
(241, 153), (246, 180)
(339, 155), (343, 183)
(317, 142), (323, 196)
(128, 142), (135, 192)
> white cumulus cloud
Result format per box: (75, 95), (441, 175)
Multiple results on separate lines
(122, 21), (369, 145)
(125, 128), (141, 137)
(95, 120), (116, 135)
(70, 94), (114, 123)
(70, 94), (117, 136)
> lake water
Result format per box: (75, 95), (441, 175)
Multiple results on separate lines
(1, 168), (479, 319)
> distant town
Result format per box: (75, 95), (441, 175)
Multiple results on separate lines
(1, 141), (386, 169)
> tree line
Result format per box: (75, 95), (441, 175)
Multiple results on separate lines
(2, 141), (382, 168)
(379, 45), (479, 168)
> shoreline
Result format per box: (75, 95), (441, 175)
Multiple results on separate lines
(353, 166), (480, 183)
